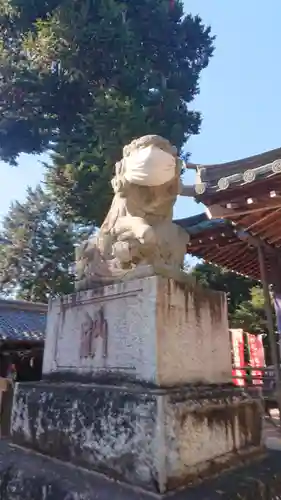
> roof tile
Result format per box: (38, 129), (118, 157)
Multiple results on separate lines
(0, 307), (46, 342)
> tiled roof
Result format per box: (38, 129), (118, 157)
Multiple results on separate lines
(0, 299), (47, 343)
(188, 149), (281, 267)
(175, 213), (229, 235)
(193, 147), (281, 196)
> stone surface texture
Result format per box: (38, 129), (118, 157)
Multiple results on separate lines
(164, 388), (262, 490)
(43, 275), (232, 386)
(14, 271), (263, 495)
(11, 382), (263, 494)
(0, 438), (280, 500)
(75, 135), (195, 289)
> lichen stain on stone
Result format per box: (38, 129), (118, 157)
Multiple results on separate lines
(178, 402), (236, 450)
(203, 404), (236, 449)
(165, 279), (177, 317)
(174, 279), (224, 325)
(11, 383), (159, 490)
(156, 279), (171, 321)
(11, 393), (32, 442)
(165, 447), (264, 493)
(166, 278), (172, 315)
(178, 398), (262, 454)
(236, 403), (262, 447)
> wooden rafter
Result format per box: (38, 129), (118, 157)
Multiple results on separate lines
(186, 222), (278, 281)
(188, 229), (234, 246)
(250, 214), (281, 235)
(268, 233), (281, 245)
(207, 199), (281, 220)
(242, 210), (277, 231)
(220, 252), (257, 272)
(200, 245), (252, 270)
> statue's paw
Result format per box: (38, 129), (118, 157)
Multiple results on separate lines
(112, 241), (131, 263)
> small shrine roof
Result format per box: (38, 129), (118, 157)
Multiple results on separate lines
(0, 299), (47, 344)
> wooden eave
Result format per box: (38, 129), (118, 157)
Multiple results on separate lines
(175, 214), (277, 281)
(190, 148), (281, 252)
(192, 147), (281, 195)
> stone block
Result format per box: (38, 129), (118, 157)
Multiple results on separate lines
(11, 381), (263, 494)
(43, 275), (232, 386)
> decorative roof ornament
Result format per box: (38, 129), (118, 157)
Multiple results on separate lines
(272, 160), (281, 173)
(217, 177), (229, 190)
(243, 169), (256, 183)
(191, 148), (281, 196)
(195, 183), (207, 195)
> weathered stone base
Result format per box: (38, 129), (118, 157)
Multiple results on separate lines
(43, 275), (232, 387)
(0, 440), (281, 499)
(11, 381), (263, 494)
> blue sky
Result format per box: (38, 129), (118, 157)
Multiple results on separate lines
(1, 0), (281, 222)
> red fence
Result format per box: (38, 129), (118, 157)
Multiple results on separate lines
(230, 329), (265, 387)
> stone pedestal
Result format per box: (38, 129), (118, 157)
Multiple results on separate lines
(10, 274), (263, 494)
(43, 275), (232, 386)
(11, 381), (262, 494)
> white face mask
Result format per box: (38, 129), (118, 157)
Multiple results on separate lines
(124, 145), (176, 187)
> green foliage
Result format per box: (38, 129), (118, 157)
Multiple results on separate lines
(229, 287), (267, 335)
(0, 0), (215, 224)
(0, 185), (79, 302)
(192, 262), (257, 315)
(192, 262), (269, 335)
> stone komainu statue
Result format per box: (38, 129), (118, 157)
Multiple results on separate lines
(76, 135), (195, 290)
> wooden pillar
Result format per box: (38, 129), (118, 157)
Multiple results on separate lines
(272, 292), (281, 361)
(270, 257), (281, 361)
(258, 244), (281, 425)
